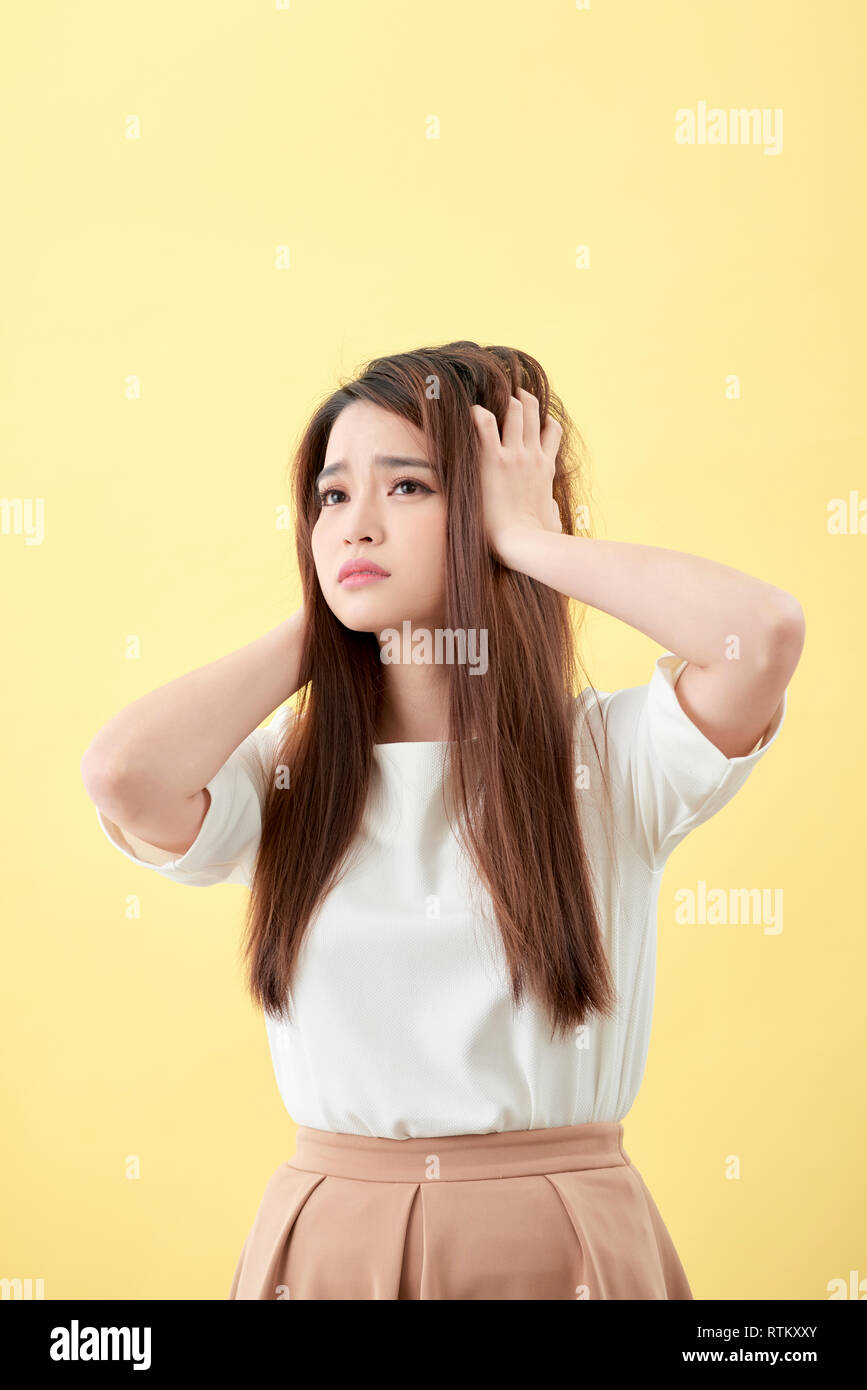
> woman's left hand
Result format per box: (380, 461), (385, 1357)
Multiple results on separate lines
(471, 387), (564, 562)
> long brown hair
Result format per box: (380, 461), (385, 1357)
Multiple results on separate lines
(240, 341), (619, 1043)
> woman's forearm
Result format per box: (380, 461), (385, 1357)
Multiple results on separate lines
(494, 528), (801, 670)
(80, 607), (307, 807)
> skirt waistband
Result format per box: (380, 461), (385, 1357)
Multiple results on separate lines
(288, 1121), (628, 1182)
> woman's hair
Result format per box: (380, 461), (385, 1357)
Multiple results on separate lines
(240, 340), (619, 1043)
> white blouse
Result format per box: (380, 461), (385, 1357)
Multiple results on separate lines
(95, 653), (786, 1139)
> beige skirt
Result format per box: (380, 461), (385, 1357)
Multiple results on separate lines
(228, 1120), (693, 1300)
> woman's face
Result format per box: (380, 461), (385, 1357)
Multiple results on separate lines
(312, 400), (447, 634)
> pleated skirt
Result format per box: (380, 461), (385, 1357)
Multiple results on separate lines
(228, 1120), (693, 1300)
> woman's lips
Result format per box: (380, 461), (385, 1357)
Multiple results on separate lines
(339, 571), (390, 588)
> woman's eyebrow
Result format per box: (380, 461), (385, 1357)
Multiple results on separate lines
(316, 454), (434, 483)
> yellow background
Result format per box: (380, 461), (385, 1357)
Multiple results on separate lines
(1, 0), (863, 1299)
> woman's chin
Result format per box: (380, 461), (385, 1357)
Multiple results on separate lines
(333, 599), (396, 634)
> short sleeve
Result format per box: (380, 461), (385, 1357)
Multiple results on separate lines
(94, 703), (294, 888)
(577, 653), (787, 871)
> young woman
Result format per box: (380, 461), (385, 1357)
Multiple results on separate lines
(81, 341), (803, 1300)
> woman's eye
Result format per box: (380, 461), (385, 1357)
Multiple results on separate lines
(316, 478), (431, 508)
(393, 479), (429, 496)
